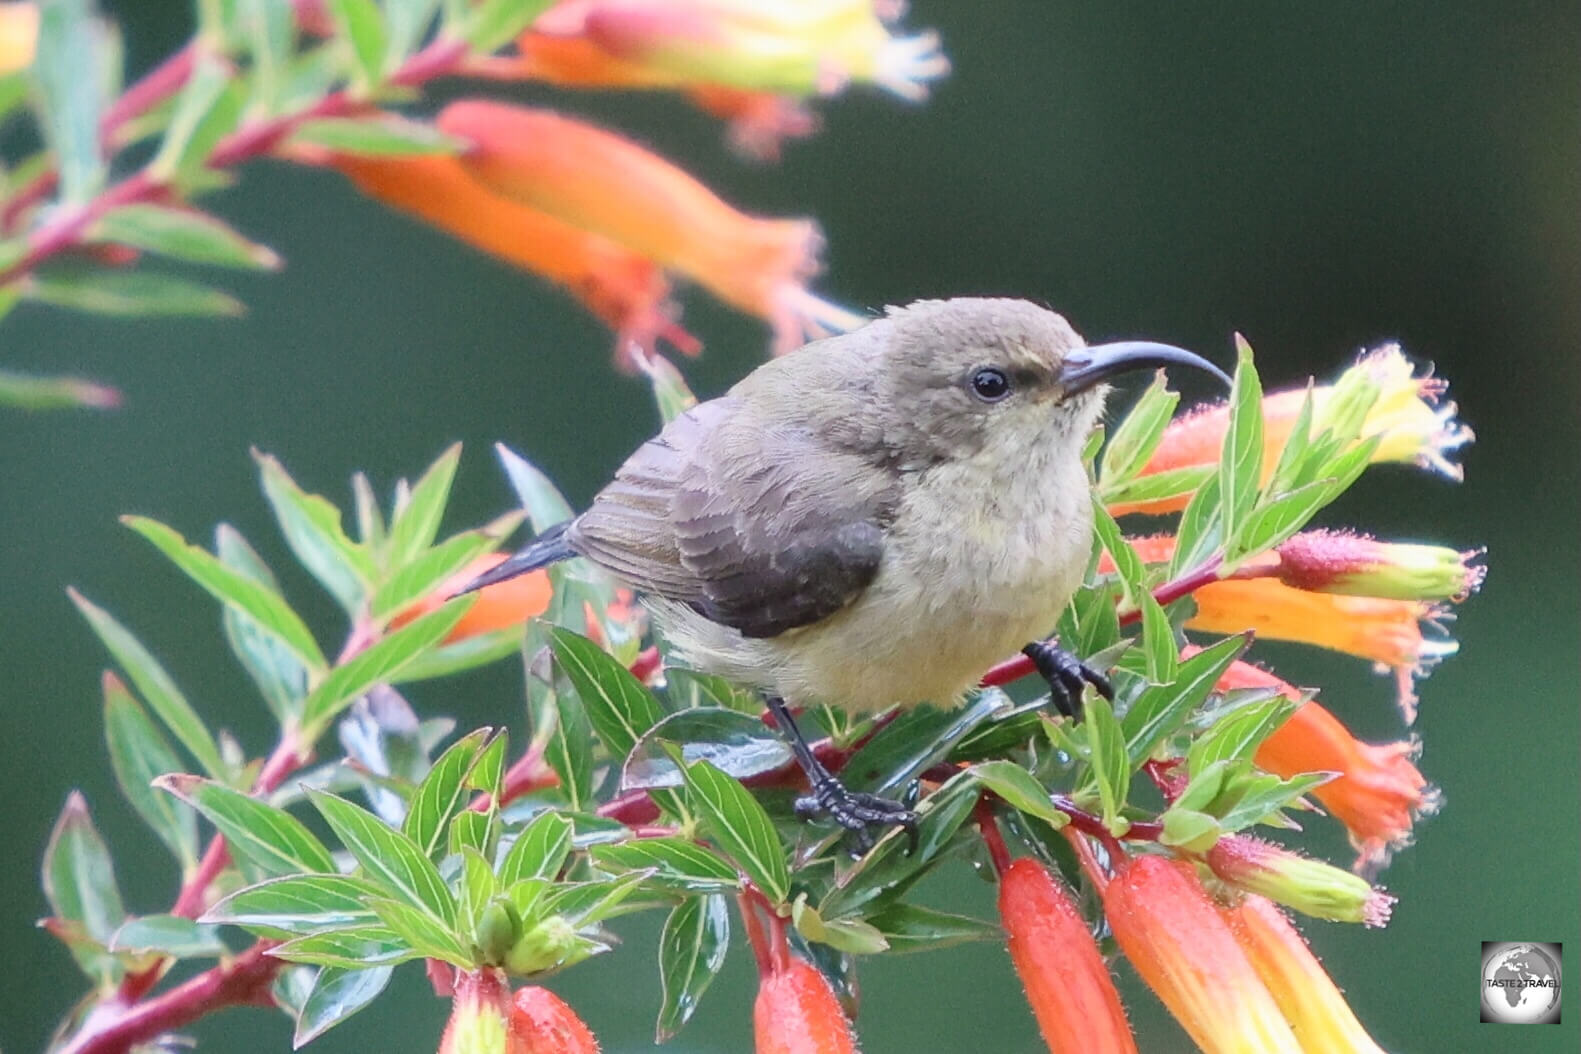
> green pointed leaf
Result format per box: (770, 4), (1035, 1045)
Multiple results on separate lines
(108, 914), (226, 958)
(269, 928), (416, 969)
(402, 729), (490, 859)
(864, 903), (1001, 954)
(461, 0), (558, 52)
(622, 707), (791, 791)
(1100, 465), (1215, 509)
(254, 451), (373, 615)
(843, 690), (1013, 798)
(496, 444), (574, 531)
(203, 874), (382, 936)
(294, 965), (394, 1047)
(500, 811), (574, 886)
(370, 527), (507, 620)
(149, 54), (244, 181)
(71, 590), (226, 779)
(1122, 633), (1248, 766)
(158, 775), (336, 877)
(102, 672), (199, 868)
(91, 204), (281, 270)
(0, 367), (120, 409)
(539, 870), (655, 928)
(530, 640), (594, 811)
(1159, 807), (1222, 852)
(32, 0), (106, 203)
(550, 626), (667, 762)
(290, 114), (464, 155)
(662, 668), (761, 713)
(216, 525), (308, 723)
(1219, 338), (1265, 553)
(1101, 371), (1179, 485)
(1213, 770), (1334, 833)
(384, 0), (441, 65)
(449, 809), (496, 860)
(969, 760), (1066, 826)
(1093, 505), (1146, 609)
(469, 730), (507, 798)
(396, 625), (526, 682)
(1138, 591), (1178, 683)
(792, 895), (889, 955)
(366, 897), (471, 966)
(387, 444), (461, 566)
(42, 792), (126, 982)
(301, 600), (470, 733)
(656, 894), (728, 1042)
(1188, 695), (1300, 775)
(307, 789), (455, 925)
(1083, 695), (1130, 830)
(590, 837), (739, 893)
(675, 756), (789, 905)
(329, 0), (387, 84)
(29, 268), (245, 317)
(122, 516), (327, 669)
(1265, 384), (1317, 496)
(1169, 471), (1223, 579)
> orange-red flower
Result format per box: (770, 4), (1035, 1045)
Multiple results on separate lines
(1102, 854), (1302, 1053)
(686, 86), (820, 161)
(393, 553), (552, 643)
(0, 2), (37, 75)
(754, 956), (858, 1054)
(517, 0), (948, 101)
(1204, 836), (1393, 927)
(1222, 896), (1389, 1054)
(1216, 659), (1437, 872)
(328, 152), (697, 364)
(999, 857), (1137, 1054)
(436, 100), (862, 352)
(509, 986), (600, 1054)
(440, 969), (513, 1054)
(1109, 345), (1470, 517)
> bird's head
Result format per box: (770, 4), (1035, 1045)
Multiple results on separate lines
(871, 297), (1229, 469)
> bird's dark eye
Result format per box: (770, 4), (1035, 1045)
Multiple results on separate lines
(969, 367), (1012, 402)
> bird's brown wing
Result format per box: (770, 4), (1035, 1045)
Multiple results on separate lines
(568, 397), (895, 639)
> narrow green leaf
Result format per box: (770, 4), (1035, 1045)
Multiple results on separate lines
(969, 760), (1066, 826)
(622, 707), (791, 791)
(29, 268), (245, 316)
(461, 0), (558, 52)
(158, 775), (336, 877)
(1122, 633), (1248, 766)
(1265, 383), (1317, 497)
(675, 756), (790, 905)
(42, 793), (126, 958)
(294, 966), (394, 1048)
(102, 672), (199, 868)
(1169, 471), (1223, 579)
(384, 0), (442, 65)
(91, 204), (281, 270)
(396, 626), (526, 682)
(32, 0), (106, 202)
(792, 896), (889, 955)
(0, 367), (120, 409)
(307, 789), (456, 925)
(269, 928), (416, 969)
(366, 897), (471, 967)
(1099, 464), (1215, 509)
(1188, 695), (1300, 775)
(469, 728), (507, 798)
(864, 903), (1000, 954)
(539, 870), (655, 928)
(551, 626), (666, 762)
(254, 451), (373, 615)
(149, 54), (244, 181)
(108, 914), (226, 958)
(216, 525), (308, 723)
(1084, 695), (1130, 829)
(402, 729), (490, 859)
(500, 811), (574, 886)
(71, 590), (227, 779)
(843, 690), (1013, 799)
(532, 642), (594, 810)
(329, 0), (387, 84)
(289, 114), (464, 155)
(1138, 592), (1178, 683)
(122, 516), (327, 669)
(656, 895), (729, 1042)
(369, 527), (502, 620)
(1219, 338), (1265, 553)
(590, 838), (738, 893)
(662, 668), (761, 713)
(1093, 505), (1146, 609)
(301, 601), (470, 732)
(203, 874), (382, 936)
(386, 444), (462, 566)
(1101, 371), (1179, 485)
(496, 443), (574, 532)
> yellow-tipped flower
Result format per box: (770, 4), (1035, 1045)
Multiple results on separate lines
(1223, 896), (1390, 1054)
(1204, 836), (1394, 927)
(0, 2), (36, 75)
(1275, 530), (1485, 602)
(524, 0), (949, 101)
(440, 969), (514, 1054)
(1103, 854), (1302, 1054)
(1109, 344), (1471, 516)
(999, 857), (1138, 1054)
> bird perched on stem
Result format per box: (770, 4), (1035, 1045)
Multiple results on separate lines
(466, 298), (1228, 845)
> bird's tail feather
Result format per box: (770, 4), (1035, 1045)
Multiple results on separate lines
(460, 521), (575, 594)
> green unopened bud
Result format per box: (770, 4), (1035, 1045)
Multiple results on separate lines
(505, 914), (579, 974)
(1206, 836), (1393, 927)
(476, 898), (523, 966)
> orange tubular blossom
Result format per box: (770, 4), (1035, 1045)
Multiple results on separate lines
(393, 553), (552, 644)
(999, 857), (1137, 1054)
(509, 987), (600, 1054)
(753, 957), (858, 1054)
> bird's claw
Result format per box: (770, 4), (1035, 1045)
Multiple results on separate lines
(1022, 640), (1114, 721)
(796, 778), (920, 857)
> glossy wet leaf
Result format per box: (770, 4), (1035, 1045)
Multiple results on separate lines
(550, 626), (667, 761)
(842, 690), (1012, 797)
(158, 775), (336, 878)
(865, 903), (1001, 954)
(42, 793), (125, 982)
(676, 756), (789, 905)
(969, 760), (1066, 827)
(1122, 633), (1248, 766)
(402, 729), (490, 859)
(269, 928), (416, 970)
(302, 601), (470, 732)
(590, 838), (739, 893)
(203, 874), (382, 936)
(294, 965), (394, 1047)
(656, 894), (729, 1042)
(499, 811), (574, 886)
(108, 914), (226, 958)
(623, 707), (791, 791)
(102, 673), (198, 868)
(307, 789), (455, 925)
(366, 897), (471, 966)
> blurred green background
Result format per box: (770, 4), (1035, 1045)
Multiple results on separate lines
(3, 1), (1577, 1051)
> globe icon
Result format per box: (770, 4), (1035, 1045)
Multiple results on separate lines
(1481, 942), (1562, 1024)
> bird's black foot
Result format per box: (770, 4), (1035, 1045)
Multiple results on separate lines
(795, 775), (919, 856)
(1022, 640), (1114, 721)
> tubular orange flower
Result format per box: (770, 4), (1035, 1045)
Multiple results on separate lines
(0, 2), (37, 75)
(328, 152), (698, 364)
(754, 956), (858, 1054)
(509, 986), (600, 1054)
(999, 857), (1137, 1054)
(436, 100), (863, 352)
(1103, 854), (1302, 1053)
(520, 0), (948, 101)
(393, 553), (552, 643)
(440, 969), (514, 1054)
(686, 86), (820, 161)
(1274, 530), (1485, 601)
(1222, 896), (1389, 1054)
(1204, 836), (1393, 927)
(1218, 659), (1437, 872)
(1109, 345), (1470, 516)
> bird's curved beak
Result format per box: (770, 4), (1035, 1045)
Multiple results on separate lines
(1059, 341), (1232, 396)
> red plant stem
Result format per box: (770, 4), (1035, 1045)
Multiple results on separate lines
(1050, 794), (1161, 845)
(1062, 827), (1114, 892)
(59, 942), (280, 1054)
(976, 797), (1013, 877)
(100, 44), (197, 148)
